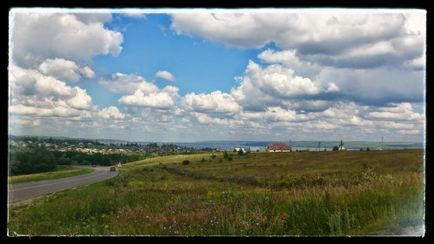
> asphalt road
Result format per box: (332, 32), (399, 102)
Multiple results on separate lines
(8, 166), (118, 204)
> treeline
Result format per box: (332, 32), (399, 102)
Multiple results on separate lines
(9, 147), (56, 176)
(9, 147), (150, 176)
(10, 136), (105, 146)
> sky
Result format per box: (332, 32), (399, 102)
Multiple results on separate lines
(8, 9), (426, 142)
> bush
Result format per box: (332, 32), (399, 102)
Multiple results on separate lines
(201, 158), (206, 163)
(223, 151), (229, 159)
(238, 150), (244, 156)
(9, 147), (56, 175)
(211, 154), (216, 159)
(182, 160), (190, 165)
(366, 147), (370, 151)
(228, 156), (233, 161)
(332, 146), (339, 151)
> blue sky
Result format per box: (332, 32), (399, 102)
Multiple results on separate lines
(89, 14), (261, 107)
(9, 10), (426, 142)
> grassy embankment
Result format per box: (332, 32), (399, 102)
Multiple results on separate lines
(8, 150), (424, 236)
(8, 166), (95, 185)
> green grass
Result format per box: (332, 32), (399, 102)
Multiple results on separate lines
(8, 165), (95, 185)
(8, 150), (424, 236)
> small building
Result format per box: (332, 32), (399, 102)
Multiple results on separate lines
(267, 143), (292, 152)
(338, 140), (346, 151)
(233, 147), (248, 153)
(338, 145), (346, 151)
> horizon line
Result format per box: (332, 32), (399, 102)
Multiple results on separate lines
(8, 134), (424, 144)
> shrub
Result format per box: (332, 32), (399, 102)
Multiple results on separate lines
(332, 146), (339, 151)
(182, 160), (190, 165)
(201, 158), (206, 163)
(211, 154), (217, 159)
(9, 147), (56, 175)
(228, 156), (233, 161)
(223, 151), (229, 159)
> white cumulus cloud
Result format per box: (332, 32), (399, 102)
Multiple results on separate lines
(10, 12), (123, 67)
(38, 58), (95, 82)
(155, 70), (176, 81)
(98, 106), (126, 120)
(184, 91), (240, 114)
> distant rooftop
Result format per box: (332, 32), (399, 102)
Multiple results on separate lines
(267, 143), (291, 150)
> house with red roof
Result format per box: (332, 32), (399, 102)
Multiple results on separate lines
(267, 143), (292, 152)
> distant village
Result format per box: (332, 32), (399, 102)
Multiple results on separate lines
(235, 140), (383, 154)
(8, 136), (201, 155)
(9, 136), (385, 157)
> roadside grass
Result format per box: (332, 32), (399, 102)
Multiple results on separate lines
(8, 166), (95, 185)
(8, 150), (424, 236)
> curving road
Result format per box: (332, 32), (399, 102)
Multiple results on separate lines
(8, 166), (118, 204)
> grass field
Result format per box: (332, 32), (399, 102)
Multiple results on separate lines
(8, 166), (95, 185)
(8, 150), (424, 236)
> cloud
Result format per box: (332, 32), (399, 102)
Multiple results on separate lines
(118, 89), (177, 109)
(155, 70), (176, 81)
(99, 73), (159, 94)
(230, 60), (339, 111)
(98, 106), (126, 120)
(99, 72), (180, 110)
(191, 112), (243, 127)
(38, 58), (95, 82)
(10, 117), (41, 127)
(9, 64), (94, 119)
(66, 88), (93, 110)
(367, 103), (424, 121)
(73, 13), (113, 24)
(123, 13), (146, 19)
(184, 91), (241, 114)
(316, 67), (424, 106)
(10, 12), (123, 67)
(9, 103), (90, 118)
(10, 64), (90, 102)
(171, 13), (408, 49)
(171, 12), (425, 70)
(239, 106), (299, 123)
(258, 49), (302, 66)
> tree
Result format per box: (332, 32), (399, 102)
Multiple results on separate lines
(332, 146), (339, 151)
(223, 151), (229, 159)
(9, 147), (56, 175)
(238, 149), (244, 156)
